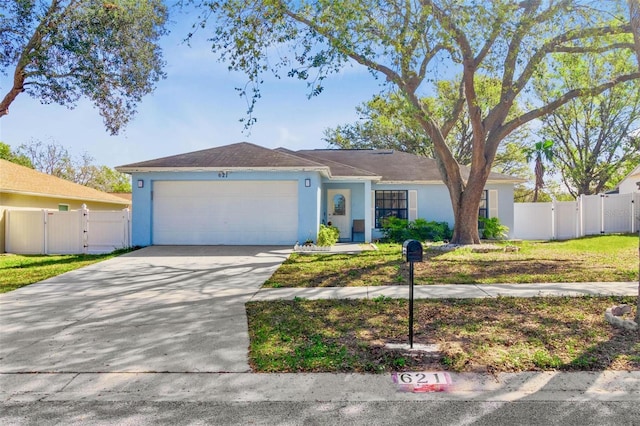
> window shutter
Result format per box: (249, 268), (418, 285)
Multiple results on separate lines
(489, 189), (498, 218)
(371, 191), (375, 228)
(409, 190), (418, 221)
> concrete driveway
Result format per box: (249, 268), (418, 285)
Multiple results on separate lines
(0, 246), (290, 373)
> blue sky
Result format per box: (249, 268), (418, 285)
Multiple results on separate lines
(0, 12), (384, 169)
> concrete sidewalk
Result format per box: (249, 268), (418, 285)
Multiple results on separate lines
(251, 281), (639, 301)
(1, 242), (638, 413)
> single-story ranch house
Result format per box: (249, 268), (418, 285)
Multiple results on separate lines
(116, 142), (521, 246)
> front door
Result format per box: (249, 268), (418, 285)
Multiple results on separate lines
(327, 189), (351, 241)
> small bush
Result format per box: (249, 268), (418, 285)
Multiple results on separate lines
(381, 217), (452, 243)
(380, 217), (411, 243)
(479, 217), (509, 240)
(317, 224), (340, 246)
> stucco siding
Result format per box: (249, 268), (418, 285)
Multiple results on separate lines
(369, 183), (515, 240)
(130, 170), (323, 246)
(618, 174), (640, 194)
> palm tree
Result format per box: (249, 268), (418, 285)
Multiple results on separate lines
(524, 140), (554, 202)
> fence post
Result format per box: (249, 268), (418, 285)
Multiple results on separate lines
(551, 200), (556, 240)
(600, 194), (605, 234)
(631, 196), (636, 234)
(42, 209), (49, 255)
(81, 204), (89, 255)
(122, 208), (131, 248)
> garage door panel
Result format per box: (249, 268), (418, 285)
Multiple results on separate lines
(153, 181), (298, 245)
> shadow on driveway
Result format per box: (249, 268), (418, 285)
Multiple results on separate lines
(0, 246), (290, 373)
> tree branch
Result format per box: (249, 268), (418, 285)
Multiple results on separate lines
(500, 71), (640, 139)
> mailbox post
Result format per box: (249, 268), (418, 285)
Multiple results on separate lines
(402, 240), (423, 348)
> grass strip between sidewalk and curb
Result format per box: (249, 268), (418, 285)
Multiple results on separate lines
(247, 296), (639, 374)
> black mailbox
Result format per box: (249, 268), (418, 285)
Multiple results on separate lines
(402, 239), (423, 262)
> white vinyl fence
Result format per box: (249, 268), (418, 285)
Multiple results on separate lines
(513, 193), (640, 240)
(5, 205), (131, 254)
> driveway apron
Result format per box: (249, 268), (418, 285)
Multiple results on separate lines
(0, 246), (290, 373)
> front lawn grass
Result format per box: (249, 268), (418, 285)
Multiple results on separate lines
(0, 251), (128, 293)
(247, 296), (639, 373)
(263, 235), (638, 287)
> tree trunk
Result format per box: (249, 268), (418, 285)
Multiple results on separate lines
(451, 197), (482, 244)
(448, 165), (489, 245)
(0, 85), (24, 117)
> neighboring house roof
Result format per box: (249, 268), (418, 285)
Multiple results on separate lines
(116, 142), (522, 183)
(0, 159), (131, 206)
(108, 192), (132, 207)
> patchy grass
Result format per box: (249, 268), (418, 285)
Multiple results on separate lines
(247, 296), (640, 373)
(264, 235), (638, 287)
(264, 244), (403, 288)
(0, 249), (131, 293)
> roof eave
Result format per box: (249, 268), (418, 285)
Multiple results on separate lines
(327, 175), (382, 182)
(115, 166), (330, 174)
(0, 189), (130, 206)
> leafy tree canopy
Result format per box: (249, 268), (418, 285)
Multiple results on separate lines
(191, 0), (640, 244)
(17, 139), (131, 192)
(0, 0), (169, 134)
(0, 140), (33, 167)
(536, 50), (640, 197)
(324, 79), (532, 179)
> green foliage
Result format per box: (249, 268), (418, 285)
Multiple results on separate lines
(324, 83), (531, 176)
(317, 224), (340, 246)
(478, 217), (509, 240)
(17, 140), (131, 192)
(535, 41), (640, 196)
(198, 0), (640, 244)
(381, 217), (452, 243)
(0, 142), (33, 167)
(0, 0), (168, 134)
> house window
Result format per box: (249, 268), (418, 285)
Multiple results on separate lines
(375, 190), (408, 228)
(478, 190), (488, 219)
(332, 194), (346, 215)
(58, 204), (69, 212)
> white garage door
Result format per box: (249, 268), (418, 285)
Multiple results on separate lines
(153, 181), (298, 245)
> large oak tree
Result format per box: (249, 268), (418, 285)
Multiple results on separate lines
(196, 0), (640, 244)
(0, 0), (168, 135)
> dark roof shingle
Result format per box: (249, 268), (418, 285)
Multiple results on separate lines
(117, 142), (521, 183)
(117, 142), (326, 170)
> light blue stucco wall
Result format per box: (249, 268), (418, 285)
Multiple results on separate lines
(130, 170), (322, 246)
(485, 183), (516, 238)
(369, 182), (515, 240)
(130, 170), (516, 245)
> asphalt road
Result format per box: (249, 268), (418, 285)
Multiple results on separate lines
(3, 401), (639, 425)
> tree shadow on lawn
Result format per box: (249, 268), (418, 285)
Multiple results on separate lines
(270, 259), (405, 287)
(0, 254), (113, 270)
(414, 258), (584, 283)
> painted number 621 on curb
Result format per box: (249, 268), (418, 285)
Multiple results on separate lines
(398, 372), (445, 385)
